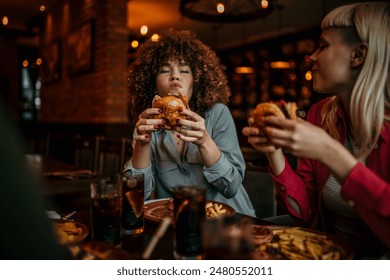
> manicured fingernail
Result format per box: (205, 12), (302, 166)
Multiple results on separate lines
(178, 108), (183, 113)
(158, 109), (163, 113)
(145, 134), (150, 138)
(153, 125), (159, 129)
(177, 134), (181, 138)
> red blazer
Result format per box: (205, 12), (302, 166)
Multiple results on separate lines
(272, 97), (390, 250)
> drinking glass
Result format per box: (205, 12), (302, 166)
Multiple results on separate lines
(204, 217), (254, 259)
(120, 170), (144, 235)
(173, 185), (206, 260)
(90, 178), (122, 246)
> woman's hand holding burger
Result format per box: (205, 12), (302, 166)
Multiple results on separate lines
(174, 108), (210, 146)
(243, 100), (299, 154)
(135, 91), (210, 146)
(135, 107), (166, 143)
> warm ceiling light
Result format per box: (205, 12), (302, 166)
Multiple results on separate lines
(270, 61), (293, 69)
(260, 0), (269, 9)
(22, 60), (29, 68)
(36, 58), (42, 66)
(40, 5), (46, 12)
(2, 16), (8, 26)
(140, 25), (148, 36)
(235, 66), (254, 74)
(216, 3), (225, 14)
(180, 0), (274, 23)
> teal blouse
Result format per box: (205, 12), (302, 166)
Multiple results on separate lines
(124, 103), (256, 217)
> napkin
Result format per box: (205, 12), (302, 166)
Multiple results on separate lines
(46, 210), (61, 219)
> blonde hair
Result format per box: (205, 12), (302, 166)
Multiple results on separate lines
(320, 1), (390, 159)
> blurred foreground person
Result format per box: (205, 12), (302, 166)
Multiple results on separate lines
(0, 106), (67, 259)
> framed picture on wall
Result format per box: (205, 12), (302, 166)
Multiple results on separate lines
(42, 38), (61, 84)
(67, 19), (94, 76)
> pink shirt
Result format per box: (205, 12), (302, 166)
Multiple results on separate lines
(272, 97), (390, 251)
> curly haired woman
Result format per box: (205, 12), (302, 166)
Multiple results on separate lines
(243, 1), (390, 258)
(125, 29), (255, 217)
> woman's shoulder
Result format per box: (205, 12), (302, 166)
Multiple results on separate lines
(304, 97), (332, 125)
(206, 103), (229, 115)
(204, 103), (234, 126)
(310, 96), (332, 110)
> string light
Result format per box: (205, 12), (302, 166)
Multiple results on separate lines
(131, 40), (139, 48)
(40, 5), (46, 12)
(140, 25), (148, 36)
(216, 3), (225, 14)
(260, 0), (269, 9)
(151, 34), (160, 42)
(305, 71), (312, 81)
(2, 16), (8, 26)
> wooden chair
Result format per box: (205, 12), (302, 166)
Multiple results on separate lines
(97, 137), (133, 177)
(243, 167), (277, 219)
(74, 134), (101, 172)
(119, 137), (132, 170)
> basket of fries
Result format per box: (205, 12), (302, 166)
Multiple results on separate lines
(205, 201), (236, 219)
(252, 226), (353, 260)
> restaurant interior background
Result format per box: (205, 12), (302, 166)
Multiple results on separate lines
(0, 0), (360, 173)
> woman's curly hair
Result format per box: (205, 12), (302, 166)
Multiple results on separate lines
(127, 29), (231, 124)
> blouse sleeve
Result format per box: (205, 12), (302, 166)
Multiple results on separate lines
(202, 104), (246, 198)
(270, 101), (328, 225)
(341, 162), (390, 249)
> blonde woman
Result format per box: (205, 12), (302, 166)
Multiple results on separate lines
(243, 1), (390, 258)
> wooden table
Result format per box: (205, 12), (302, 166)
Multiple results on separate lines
(72, 208), (265, 260)
(26, 154), (98, 213)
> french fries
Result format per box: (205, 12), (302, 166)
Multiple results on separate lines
(256, 227), (342, 260)
(206, 201), (227, 219)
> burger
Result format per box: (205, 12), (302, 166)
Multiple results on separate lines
(252, 100), (298, 128)
(151, 92), (190, 130)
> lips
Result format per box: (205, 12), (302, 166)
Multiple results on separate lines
(170, 82), (182, 89)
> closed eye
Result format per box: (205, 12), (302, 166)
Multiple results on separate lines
(159, 66), (170, 73)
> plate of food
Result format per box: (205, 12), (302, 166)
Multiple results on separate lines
(52, 220), (89, 246)
(250, 225), (354, 260)
(144, 198), (236, 224)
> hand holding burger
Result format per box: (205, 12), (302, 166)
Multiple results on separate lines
(252, 100), (298, 129)
(151, 91), (190, 130)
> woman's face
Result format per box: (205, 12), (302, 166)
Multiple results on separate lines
(155, 59), (194, 100)
(310, 28), (357, 96)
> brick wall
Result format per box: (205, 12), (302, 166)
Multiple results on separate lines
(40, 0), (128, 123)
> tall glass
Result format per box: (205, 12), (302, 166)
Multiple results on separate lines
(120, 170), (144, 235)
(173, 185), (206, 260)
(204, 217), (254, 259)
(90, 178), (122, 246)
